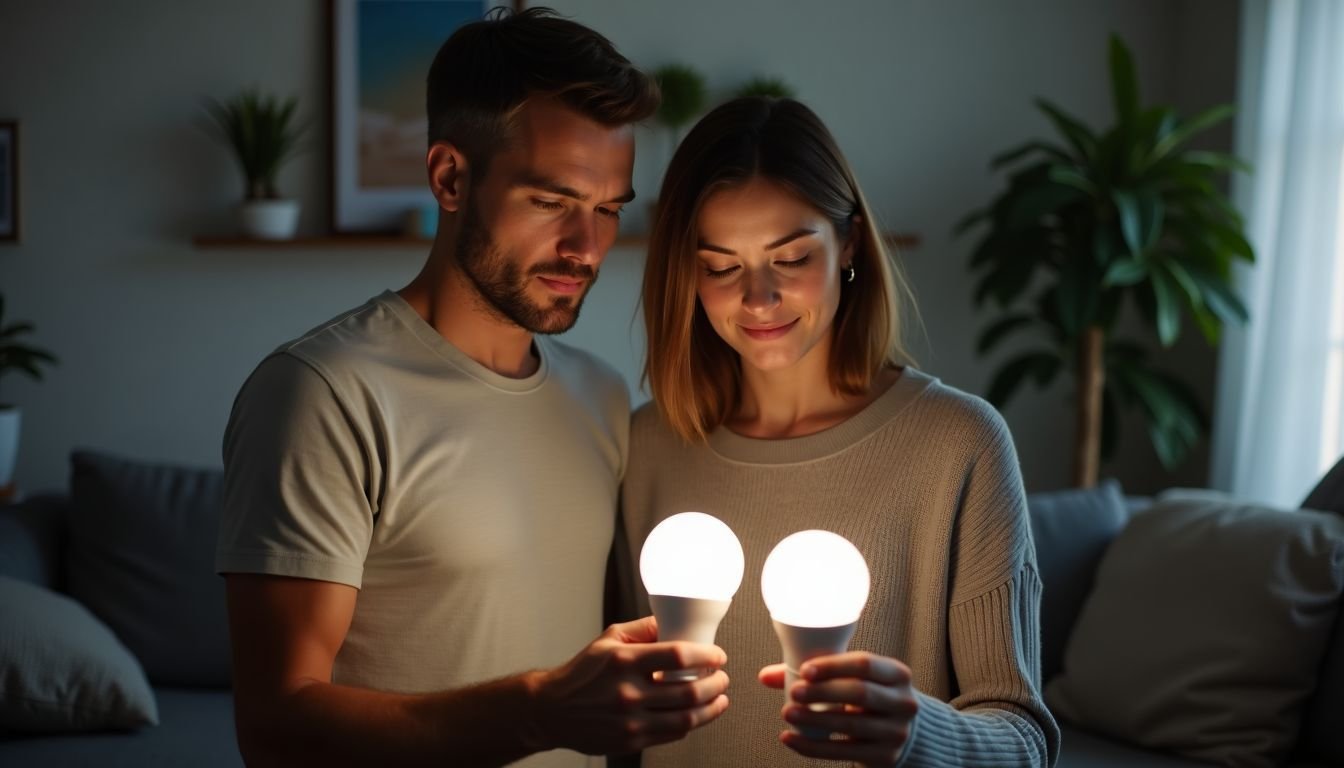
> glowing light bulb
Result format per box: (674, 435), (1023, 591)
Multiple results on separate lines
(639, 512), (744, 680)
(761, 530), (871, 738)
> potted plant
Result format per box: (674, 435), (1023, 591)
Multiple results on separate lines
(733, 75), (796, 100)
(957, 35), (1254, 487)
(204, 88), (308, 239)
(0, 294), (58, 495)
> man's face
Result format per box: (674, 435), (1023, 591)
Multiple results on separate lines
(456, 97), (636, 335)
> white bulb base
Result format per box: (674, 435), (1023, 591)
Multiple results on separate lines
(649, 594), (731, 681)
(772, 619), (858, 740)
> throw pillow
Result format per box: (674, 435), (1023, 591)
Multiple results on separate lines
(1303, 453), (1344, 515)
(1045, 492), (1344, 767)
(0, 575), (158, 732)
(1026, 479), (1129, 683)
(66, 450), (231, 688)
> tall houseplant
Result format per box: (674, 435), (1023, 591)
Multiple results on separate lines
(0, 295), (58, 493)
(204, 88), (308, 239)
(957, 35), (1254, 487)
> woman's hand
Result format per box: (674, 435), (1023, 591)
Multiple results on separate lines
(759, 651), (918, 767)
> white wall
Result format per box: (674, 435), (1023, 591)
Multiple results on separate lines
(0, 0), (1239, 494)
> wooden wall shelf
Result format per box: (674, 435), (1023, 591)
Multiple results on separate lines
(192, 232), (921, 251)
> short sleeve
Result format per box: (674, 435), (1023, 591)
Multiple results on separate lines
(215, 353), (374, 588)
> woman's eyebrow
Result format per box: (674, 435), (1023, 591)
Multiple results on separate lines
(696, 228), (818, 255)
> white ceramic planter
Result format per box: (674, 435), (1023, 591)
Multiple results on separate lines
(238, 199), (301, 240)
(0, 407), (20, 488)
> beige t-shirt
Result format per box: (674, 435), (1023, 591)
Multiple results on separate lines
(217, 291), (629, 768)
(618, 368), (1059, 767)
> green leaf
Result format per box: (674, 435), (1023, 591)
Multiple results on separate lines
(1007, 182), (1085, 230)
(1185, 263), (1249, 324)
(1102, 258), (1147, 287)
(954, 209), (988, 237)
(1035, 99), (1097, 160)
(1149, 104), (1235, 164)
(1047, 165), (1099, 196)
(1109, 35), (1140, 129)
(1181, 150), (1252, 175)
(977, 314), (1036, 354)
(986, 351), (1060, 408)
(991, 140), (1071, 169)
(1113, 189), (1142, 256)
(1150, 267), (1182, 346)
(0, 322), (34, 339)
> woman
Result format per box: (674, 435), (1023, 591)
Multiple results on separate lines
(618, 97), (1060, 767)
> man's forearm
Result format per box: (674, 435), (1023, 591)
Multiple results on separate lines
(238, 670), (547, 767)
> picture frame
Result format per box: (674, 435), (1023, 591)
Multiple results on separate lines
(329, 0), (522, 234)
(0, 121), (17, 243)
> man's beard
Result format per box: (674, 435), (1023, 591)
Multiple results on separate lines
(456, 201), (597, 335)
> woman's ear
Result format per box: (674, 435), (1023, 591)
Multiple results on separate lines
(427, 142), (470, 213)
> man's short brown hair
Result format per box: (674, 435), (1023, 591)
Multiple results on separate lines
(426, 7), (659, 175)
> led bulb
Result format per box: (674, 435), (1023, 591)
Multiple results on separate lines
(762, 530), (872, 739)
(761, 530), (870, 627)
(639, 512), (744, 681)
(640, 512), (745, 601)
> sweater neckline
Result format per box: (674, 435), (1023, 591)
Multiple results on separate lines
(706, 367), (937, 465)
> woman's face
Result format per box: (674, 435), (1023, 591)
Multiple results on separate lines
(694, 177), (852, 375)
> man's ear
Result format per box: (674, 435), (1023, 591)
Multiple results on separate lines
(427, 142), (469, 213)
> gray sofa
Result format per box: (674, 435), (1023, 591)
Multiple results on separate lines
(0, 452), (241, 767)
(1, 451), (1340, 767)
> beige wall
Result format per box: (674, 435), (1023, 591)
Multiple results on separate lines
(0, 0), (1239, 493)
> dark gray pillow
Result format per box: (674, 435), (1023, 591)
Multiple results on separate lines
(1026, 479), (1128, 683)
(66, 451), (231, 688)
(1303, 454), (1344, 514)
(1045, 492), (1344, 767)
(0, 576), (158, 732)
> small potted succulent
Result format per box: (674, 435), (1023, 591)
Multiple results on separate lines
(0, 294), (58, 494)
(204, 88), (308, 239)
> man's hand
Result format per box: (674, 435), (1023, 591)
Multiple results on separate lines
(760, 651), (918, 767)
(527, 616), (731, 755)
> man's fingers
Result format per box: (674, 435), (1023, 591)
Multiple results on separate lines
(607, 615), (659, 644)
(629, 641), (726, 675)
(758, 663), (787, 688)
(639, 670), (730, 710)
(799, 651), (911, 686)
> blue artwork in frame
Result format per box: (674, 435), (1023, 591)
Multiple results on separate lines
(330, 0), (496, 233)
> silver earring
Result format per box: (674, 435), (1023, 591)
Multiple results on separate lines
(844, 265), (856, 283)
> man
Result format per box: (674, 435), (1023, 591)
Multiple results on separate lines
(215, 9), (729, 766)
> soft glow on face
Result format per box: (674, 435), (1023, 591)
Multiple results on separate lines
(761, 530), (871, 628)
(640, 512), (745, 601)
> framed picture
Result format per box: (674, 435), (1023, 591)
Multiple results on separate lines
(330, 0), (521, 234)
(0, 121), (16, 243)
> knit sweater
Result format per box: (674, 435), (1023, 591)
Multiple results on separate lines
(617, 367), (1060, 767)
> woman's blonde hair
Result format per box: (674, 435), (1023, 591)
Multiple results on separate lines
(642, 97), (916, 442)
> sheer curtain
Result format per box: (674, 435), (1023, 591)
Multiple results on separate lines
(1210, 0), (1344, 506)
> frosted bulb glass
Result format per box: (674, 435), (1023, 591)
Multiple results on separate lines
(640, 512), (744, 600)
(761, 530), (870, 628)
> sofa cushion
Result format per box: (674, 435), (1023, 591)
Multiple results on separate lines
(0, 575), (158, 732)
(1302, 453), (1344, 514)
(65, 451), (230, 688)
(1045, 491), (1344, 767)
(1027, 479), (1129, 683)
(0, 494), (65, 589)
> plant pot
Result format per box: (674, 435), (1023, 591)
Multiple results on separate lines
(0, 406), (20, 488)
(237, 199), (301, 240)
